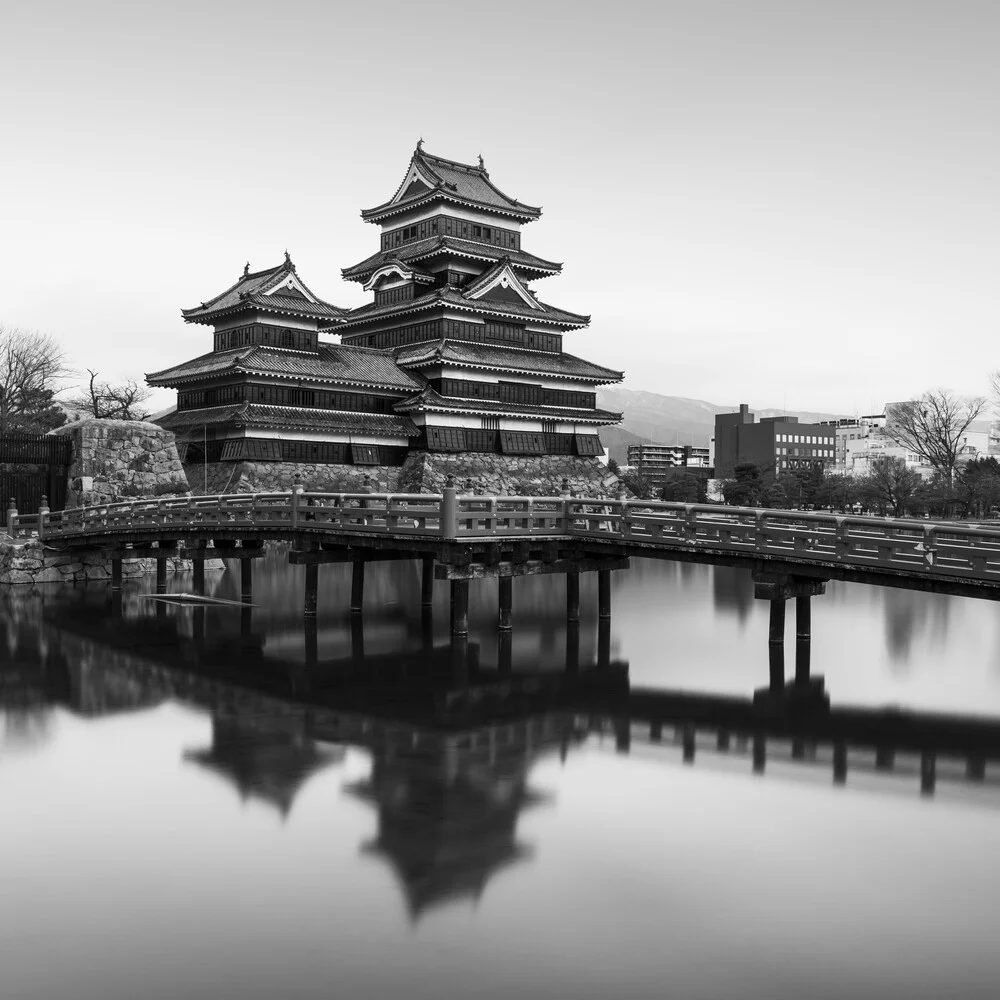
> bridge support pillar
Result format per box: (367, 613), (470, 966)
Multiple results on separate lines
(111, 557), (123, 592)
(421, 557), (434, 608)
(155, 557), (167, 594)
(795, 596), (812, 684)
(303, 564), (318, 617)
(451, 579), (469, 636)
(351, 562), (365, 614)
(566, 571), (580, 624)
(498, 577), (513, 631)
(768, 599), (785, 692)
(241, 559), (253, 603)
(598, 569), (612, 620)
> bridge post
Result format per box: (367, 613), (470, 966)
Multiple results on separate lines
(566, 571), (580, 624)
(303, 563), (318, 617)
(440, 476), (458, 540)
(451, 579), (469, 636)
(6, 497), (16, 537)
(498, 576), (513, 631)
(794, 595), (811, 685)
(752, 734), (766, 773)
(111, 557), (123, 592)
(290, 476), (303, 529)
(155, 557), (167, 594)
(37, 496), (48, 541)
(241, 559), (253, 603)
(768, 599), (785, 692)
(598, 569), (612, 620)
(421, 557), (434, 608)
(350, 561), (365, 614)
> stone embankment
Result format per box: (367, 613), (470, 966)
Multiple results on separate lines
(398, 452), (620, 497)
(0, 537), (215, 586)
(189, 453), (618, 498)
(190, 461), (401, 496)
(52, 418), (190, 508)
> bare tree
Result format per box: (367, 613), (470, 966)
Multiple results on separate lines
(885, 390), (987, 489)
(70, 369), (152, 421)
(0, 325), (71, 433)
(858, 457), (921, 517)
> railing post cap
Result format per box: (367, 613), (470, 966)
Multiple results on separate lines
(445, 475), (456, 489)
(7, 497), (16, 511)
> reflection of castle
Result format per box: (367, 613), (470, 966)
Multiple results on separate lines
(349, 716), (582, 919)
(5, 587), (622, 920)
(185, 713), (345, 817)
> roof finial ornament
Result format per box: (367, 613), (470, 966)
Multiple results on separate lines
(416, 137), (424, 152)
(284, 249), (291, 265)
(478, 152), (484, 170)
(243, 261), (250, 277)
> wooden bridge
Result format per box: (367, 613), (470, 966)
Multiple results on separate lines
(10, 480), (1000, 706)
(10, 482), (1000, 597)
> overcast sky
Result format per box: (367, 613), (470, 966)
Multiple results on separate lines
(2, 0), (998, 416)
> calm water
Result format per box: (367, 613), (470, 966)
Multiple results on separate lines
(2, 555), (1000, 1000)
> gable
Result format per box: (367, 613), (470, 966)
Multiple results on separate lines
(391, 162), (439, 205)
(464, 263), (540, 309)
(263, 272), (317, 302)
(401, 178), (432, 200)
(480, 283), (530, 305)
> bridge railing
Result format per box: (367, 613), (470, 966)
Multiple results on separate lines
(565, 498), (1000, 581)
(10, 489), (1000, 584)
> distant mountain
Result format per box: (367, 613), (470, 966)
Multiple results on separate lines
(597, 387), (846, 464)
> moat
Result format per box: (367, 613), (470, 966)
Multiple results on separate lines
(3, 556), (1000, 1000)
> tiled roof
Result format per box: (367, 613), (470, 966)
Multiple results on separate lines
(362, 147), (542, 223)
(147, 344), (422, 391)
(158, 402), (420, 437)
(393, 386), (622, 425)
(336, 288), (589, 331)
(394, 342), (624, 384)
(181, 257), (348, 324)
(341, 237), (562, 281)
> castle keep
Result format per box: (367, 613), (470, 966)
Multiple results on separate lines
(148, 144), (623, 495)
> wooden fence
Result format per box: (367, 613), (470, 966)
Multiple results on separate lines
(0, 433), (72, 513)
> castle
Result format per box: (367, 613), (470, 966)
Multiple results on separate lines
(148, 143), (623, 495)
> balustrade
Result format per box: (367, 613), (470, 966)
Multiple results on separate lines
(9, 490), (1000, 587)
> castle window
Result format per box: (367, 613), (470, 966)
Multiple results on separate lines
(473, 225), (481, 237)
(281, 330), (295, 348)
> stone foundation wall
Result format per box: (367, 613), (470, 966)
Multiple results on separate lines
(397, 452), (620, 497)
(186, 461), (402, 495)
(0, 537), (223, 586)
(52, 418), (190, 508)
